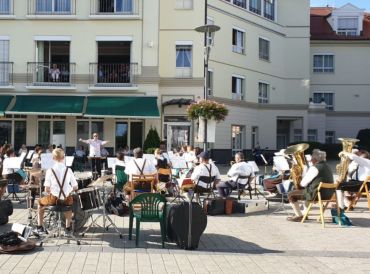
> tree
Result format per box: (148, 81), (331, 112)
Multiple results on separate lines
(143, 127), (160, 153)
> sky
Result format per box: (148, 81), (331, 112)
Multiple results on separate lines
(310, 0), (370, 11)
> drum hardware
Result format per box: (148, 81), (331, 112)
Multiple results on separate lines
(80, 178), (122, 239)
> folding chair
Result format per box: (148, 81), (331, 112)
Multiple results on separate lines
(193, 175), (216, 204)
(301, 182), (340, 228)
(347, 176), (370, 211)
(233, 175), (251, 200)
(129, 174), (156, 200)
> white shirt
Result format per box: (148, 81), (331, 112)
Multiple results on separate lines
(2, 157), (19, 175)
(348, 154), (370, 181)
(125, 158), (157, 181)
(191, 162), (221, 188)
(113, 159), (125, 175)
(44, 162), (78, 199)
(184, 152), (197, 168)
(84, 139), (108, 157)
(227, 161), (253, 185)
(300, 166), (319, 188)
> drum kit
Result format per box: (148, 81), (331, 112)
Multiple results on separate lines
(24, 169), (122, 238)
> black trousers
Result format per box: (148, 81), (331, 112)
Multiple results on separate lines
(91, 158), (102, 177)
(339, 180), (367, 192)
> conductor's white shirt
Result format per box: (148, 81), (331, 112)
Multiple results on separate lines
(44, 162), (78, 199)
(83, 139), (108, 157)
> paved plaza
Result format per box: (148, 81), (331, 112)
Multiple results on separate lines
(1, 165), (370, 274)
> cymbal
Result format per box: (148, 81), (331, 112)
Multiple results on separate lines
(90, 174), (113, 187)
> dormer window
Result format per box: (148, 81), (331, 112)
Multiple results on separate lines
(337, 17), (358, 36)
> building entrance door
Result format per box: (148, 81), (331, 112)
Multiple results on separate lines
(165, 123), (191, 151)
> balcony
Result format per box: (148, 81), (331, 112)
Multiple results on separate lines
(89, 63), (138, 88)
(90, 0), (139, 16)
(0, 0), (13, 15)
(27, 62), (76, 88)
(28, 0), (76, 16)
(0, 62), (13, 86)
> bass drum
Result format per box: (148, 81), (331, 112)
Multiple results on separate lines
(62, 194), (90, 231)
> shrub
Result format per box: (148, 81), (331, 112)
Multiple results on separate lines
(143, 127), (160, 152)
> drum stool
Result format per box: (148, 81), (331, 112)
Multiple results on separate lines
(41, 205), (80, 246)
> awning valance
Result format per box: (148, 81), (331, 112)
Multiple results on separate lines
(0, 95), (13, 116)
(85, 96), (159, 118)
(6, 96), (85, 116)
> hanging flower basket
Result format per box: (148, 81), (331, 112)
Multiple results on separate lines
(186, 100), (228, 122)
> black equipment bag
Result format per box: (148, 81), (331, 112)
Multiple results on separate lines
(0, 199), (13, 218)
(203, 198), (225, 216)
(166, 202), (207, 250)
(0, 216), (9, 225)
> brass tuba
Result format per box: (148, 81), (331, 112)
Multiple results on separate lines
(285, 143), (309, 190)
(336, 137), (359, 185)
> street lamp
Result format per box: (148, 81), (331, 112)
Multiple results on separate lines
(195, 24), (220, 151)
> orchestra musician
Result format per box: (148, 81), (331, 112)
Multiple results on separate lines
(287, 149), (334, 222)
(336, 149), (370, 212)
(2, 148), (24, 184)
(79, 133), (109, 177)
(216, 152), (253, 198)
(36, 148), (78, 235)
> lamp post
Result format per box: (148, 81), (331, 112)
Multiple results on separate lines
(195, 24), (220, 151)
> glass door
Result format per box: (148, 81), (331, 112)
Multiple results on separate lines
(166, 123), (191, 151)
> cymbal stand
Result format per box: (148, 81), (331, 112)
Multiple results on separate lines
(81, 182), (122, 239)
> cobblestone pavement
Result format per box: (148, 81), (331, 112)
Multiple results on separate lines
(1, 165), (370, 273)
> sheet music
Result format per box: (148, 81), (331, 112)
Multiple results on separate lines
(26, 150), (34, 160)
(65, 156), (74, 167)
(273, 156), (289, 171)
(171, 157), (188, 169)
(41, 153), (54, 169)
(19, 152), (27, 162)
(124, 156), (133, 163)
(107, 157), (116, 169)
(247, 161), (259, 173)
(305, 154), (313, 166)
(3, 157), (22, 169)
(143, 154), (156, 164)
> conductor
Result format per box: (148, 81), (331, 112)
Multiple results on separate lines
(79, 133), (109, 177)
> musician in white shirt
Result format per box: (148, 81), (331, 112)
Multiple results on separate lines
(217, 152), (253, 197)
(1, 149), (23, 184)
(79, 133), (109, 177)
(36, 148), (78, 234)
(125, 147), (157, 181)
(336, 150), (370, 211)
(191, 151), (221, 191)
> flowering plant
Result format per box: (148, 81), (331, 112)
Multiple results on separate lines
(186, 100), (228, 122)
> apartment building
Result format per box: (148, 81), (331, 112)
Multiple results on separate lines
(0, 0), (161, 155)
(310, 3), (370, 144)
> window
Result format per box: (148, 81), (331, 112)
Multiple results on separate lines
(116, 122), (128, 151)
(325, 131), (335, 144)
(14, 121), (27, 152)
(0, 0), (11, 14)
(207, 70), (213, 96)
(130, 121), (143, 149)
(176, 0), (193, 9)
(36, 0), (71, 14)
(258, 82), (269, 103)
(249, 0), (261, 15)
(232, 76), (244, 100)
(259, 38), (270, 61)
(233, 0), (246, 9)
(0, 121), (11, 146)
(232, 125), (244, 155)
(307, 129), (317, 142)
(0, 39), (9, 85)
(232, 28), (245, 54)
(313, 92), (334, 110)
(98, 0), (133, 13)
(313, 54), (334, 73)
(293, 129), (303, 143)
(337, 17), (358, 36)
(264, 0), (275, 20)
(176, 44), (192, 78)
(251, 126), (259, 149)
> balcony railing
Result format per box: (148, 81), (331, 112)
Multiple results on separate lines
(90, 0), (139, 15)
(89, 63), (138, 87)
(249, 6), (261, 15)
(27, 62), (76, 87)
(28, 0), (76, 15)
(0, 0), (13, 15)
(0, 62), (13, 86)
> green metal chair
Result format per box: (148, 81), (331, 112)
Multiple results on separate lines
(128, 193), (167, 247)
(115, 165), (128, 192)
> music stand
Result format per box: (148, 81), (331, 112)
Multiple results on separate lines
(3, 157), (25, 203)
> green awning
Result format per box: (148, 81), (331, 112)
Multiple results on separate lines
(85, 96), (160, 118)
(7, 96), (84, 116)
(0, 95), (13, 116)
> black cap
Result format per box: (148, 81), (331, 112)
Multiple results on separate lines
(198, 150), (210, 160)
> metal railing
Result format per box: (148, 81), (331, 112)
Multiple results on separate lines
(90, 0), (139, 15)
(89, 63), (138, 87)
(27, 62), (76, 86)
(28, 0), (76, 15)
(0, 62), (13, 86)
(0, 0), (13, 15)
(249, 6), (261, 15)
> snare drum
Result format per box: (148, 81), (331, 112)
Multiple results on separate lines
(74, 171), (93, 189)
(77, 187), (102, 212)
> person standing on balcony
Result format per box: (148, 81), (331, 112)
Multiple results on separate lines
(49, 64), (60, 82)
(79, 133), (109, 178)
